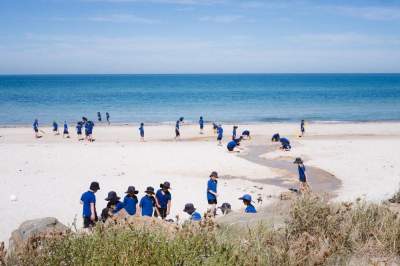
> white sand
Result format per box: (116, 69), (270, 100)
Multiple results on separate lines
(1, 122), (400, 243)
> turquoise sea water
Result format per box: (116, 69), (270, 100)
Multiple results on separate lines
(0, 74), (399, 125)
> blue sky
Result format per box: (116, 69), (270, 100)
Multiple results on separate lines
(1, 0), (400, 73)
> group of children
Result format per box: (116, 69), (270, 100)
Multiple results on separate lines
(80, 170), (259, 229)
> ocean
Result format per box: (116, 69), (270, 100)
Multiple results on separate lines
(0, 74), (399, 125)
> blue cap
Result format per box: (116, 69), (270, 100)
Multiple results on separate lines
(239, 194), (252, 202)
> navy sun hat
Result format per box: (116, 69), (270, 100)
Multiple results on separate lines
(145, 186), (155, 194)
(293, 157), (303, 164)
(239, 194), (253, 202)
(210, 171), (218, 178)
(105, 191), (120, 201)
(125, 186), (139, 194)
(183, 203), (196, 213)
(218, 203), (232, 212)
(90, 181), (100, 191)
(160, 181), (171, 189)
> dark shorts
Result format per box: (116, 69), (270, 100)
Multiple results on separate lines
(175, 129), (180, 137)
(34, 128), (38, 133)
(83, 216), (96, 228)
(53, 128), (58, 132)
(140, 133), (144, 137)
(64, 130), (69, 134)
(208, 199), (217, 205)
(200, 125), (204, 129)
(217, 136), (222, 141)
(155, 207), (168, 219)
(77, 130), (82, 135)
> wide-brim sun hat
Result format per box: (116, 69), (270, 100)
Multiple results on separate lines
(145, 186), (155, 194)
(210, 171), (218, 178)
(90, 181), (100, 191)
(125, 186), (139, 194)
(160, 181), (171, 189)
(105, 191), (120, 201)
(293, 157), (303, 164)
(183, 203), (196, 213)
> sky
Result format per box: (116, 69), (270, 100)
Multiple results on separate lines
(0, 0), (400, 74)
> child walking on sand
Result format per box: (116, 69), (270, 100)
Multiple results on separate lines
(217, 125), (223, 145)
(232, 125), (238, 140)
(139, 123), (144, 141)
(155, 182), (172, 220)
(33, 119), (41, 138)
(52, 121), (59, 135)
(294, 157), (310, 193)
(76, 121), (84, 140)
(301, 120), (305, 136)
(63, 121), (70, 138)
(106, 112), (110, 125)
(199, 116), (204, 134)
(207, 171), (218, 216)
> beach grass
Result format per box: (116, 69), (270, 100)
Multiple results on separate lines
(7, 195), (400, 265)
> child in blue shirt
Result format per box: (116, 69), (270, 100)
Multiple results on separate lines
(139, 123), (144, 141)
(232, 126), (238, 140)
(101, 191), (124, 222)
(139, 187), (160, 217)
(33, 119), (41, 138)
(53, 121), (59, 135)
(76, 121), (84, 140)
(217, 125), (223, 145)
(63, 121), (70, 138)
(80, 181), (100, 228)
(199, 116), (204, 134)
(175, 120), (181, 140)
(155, 182), (172, 219)
(97, 112), (102, 122)
(227, 140), (238, 152)
(280, 137), (291, 151)
(207, 171), (218, 216)
(242, 130), (251, 139)
(239, 194), (257, 213)
(123, 186), (139, 216)
(106, 112), (110, 125)
(301, 120), (305, 136)
(294, 157), (310, 193)
(183, 203), (201, 222)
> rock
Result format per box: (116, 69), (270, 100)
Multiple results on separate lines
(8, 217), (68, 253)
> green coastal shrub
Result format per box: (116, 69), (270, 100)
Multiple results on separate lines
(7, 195), (400, 266)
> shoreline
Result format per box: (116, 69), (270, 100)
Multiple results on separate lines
(2, 120), (400, 128)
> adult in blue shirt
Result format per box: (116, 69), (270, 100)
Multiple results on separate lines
(80, 181), (100, 228)
(63, 121), (70, 138)
(183, 203), (202, 222)
(199, 116), (204, 134)
(101, 191), (124, 222)
(155, 182), (172, 219)
(217, 125), (223, 145)
(232, 126), (238, 140)
(52, 121), (59, 135)
(139, 123), (145, 141)
(123, 186), (139, 216)
(139, 186), (160, 217)
(294, 157), (310, 193)
(207, 171), (218, 216)
(239, 194), (257, 213)
(280, 137), (291, 151)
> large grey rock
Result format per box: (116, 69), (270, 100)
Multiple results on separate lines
(8, 217), (68, 253)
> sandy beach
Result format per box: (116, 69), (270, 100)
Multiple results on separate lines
(1, 122), (400, 243)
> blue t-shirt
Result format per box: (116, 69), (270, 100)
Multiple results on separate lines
(245, 204), (257, 213)
(139, 126), (144, 137)
(64, 123), (68, 131)
(80, 191), (96, 217)
(156, 189), (171, 209)
(53, 122), (58, 130)
(199, 119), (204, 127)
(112, 201), (125, 214)
(207, 179), (217, 201)
(123, 195), (138, 215)
(227, 140), (237, 150)
(33, 121), (38, 129)
(217, 127), (223, 138)
(232, 128), (237, 138)
(76, 123), (82, 133)
(191, 211), (202, 221)
(139, 195), (156, 217)
(176, 120), (180, 129)
(298, 165), (306, 182)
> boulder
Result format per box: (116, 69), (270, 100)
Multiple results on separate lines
(8, 217), (68, 253)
